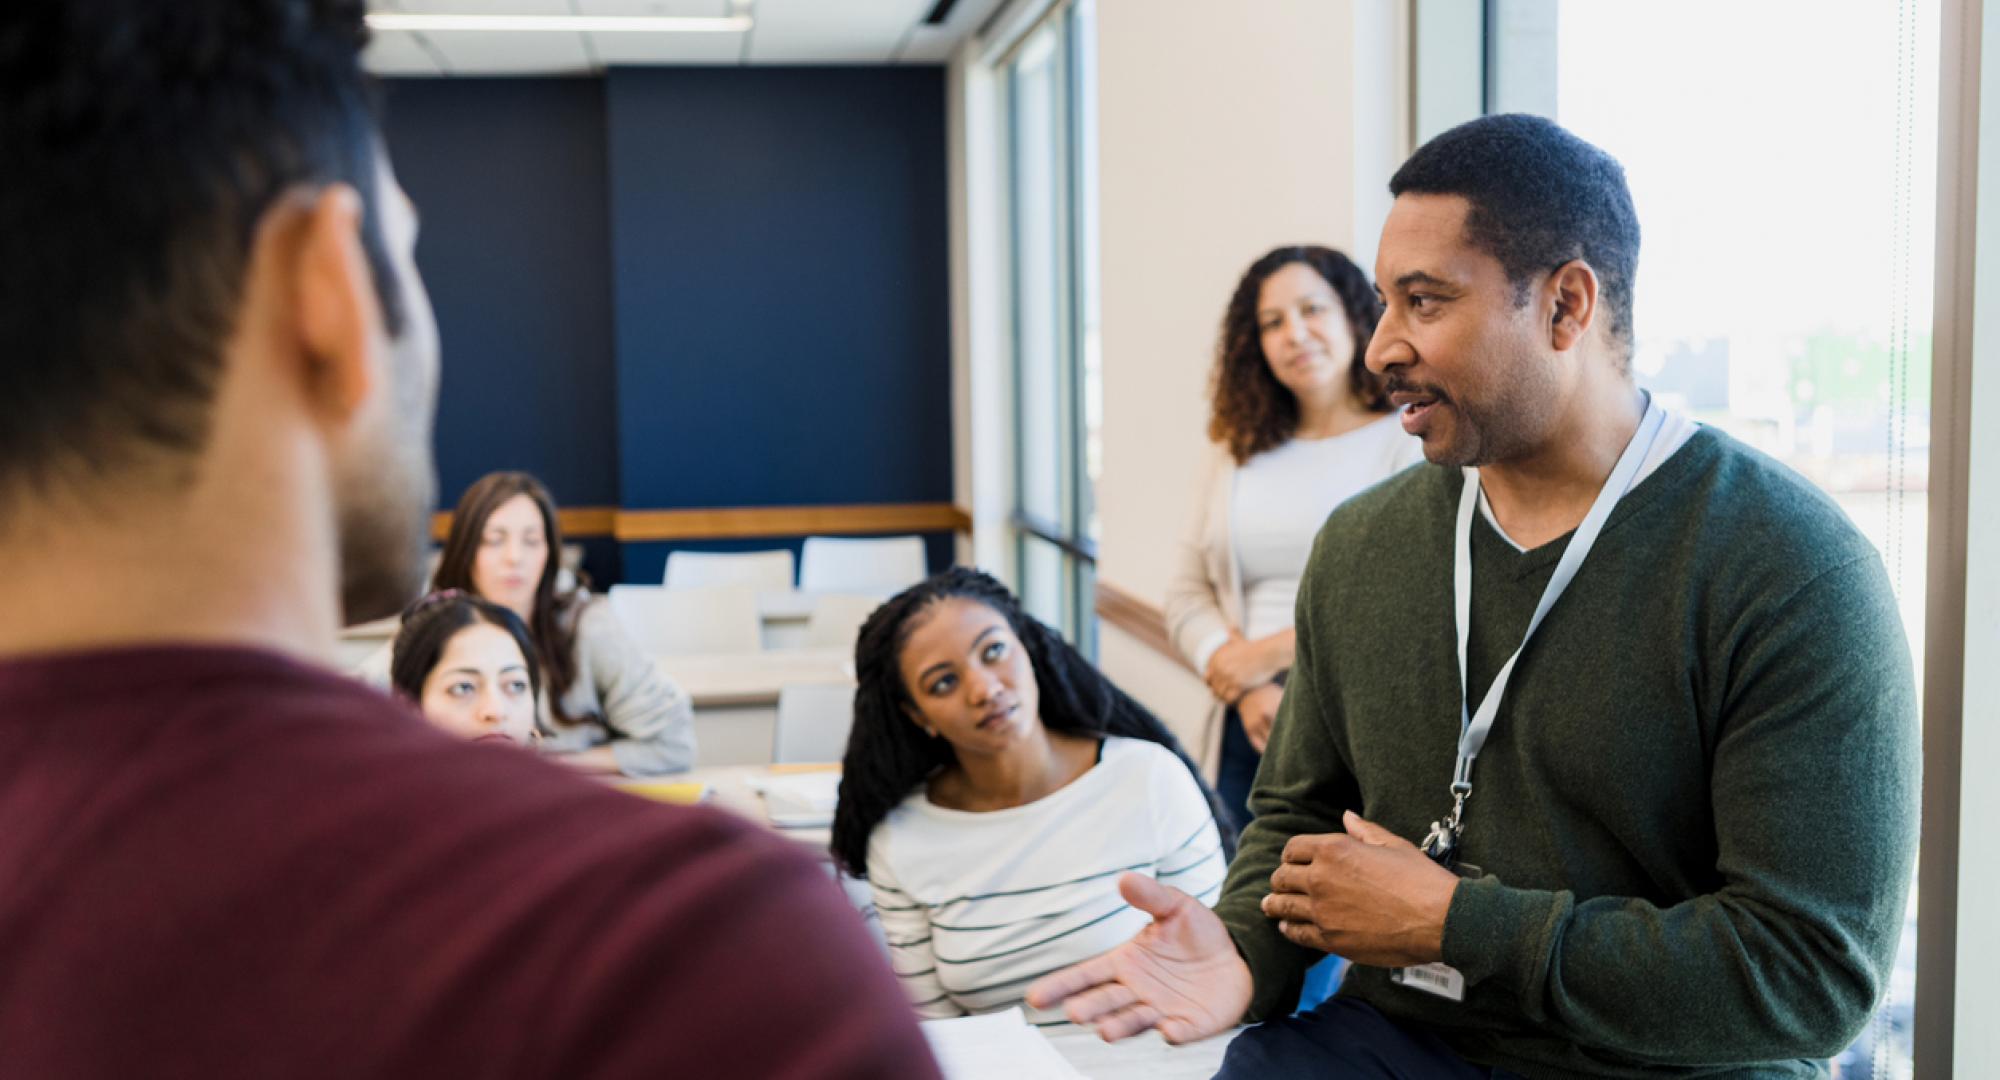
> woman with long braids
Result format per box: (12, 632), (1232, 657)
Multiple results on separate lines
(831, 568), (1231, 1021)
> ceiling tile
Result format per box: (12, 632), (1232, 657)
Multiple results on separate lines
(366, 0), (987, 73)
(424, 29), (595, 74)
(373, 0), (574, 13)
(745, 0), (926, 64)
(574, 0), (737, 15)
(895, 25), (958, 63)
(591, 29), (744, 64)
(896, 0), (1005, 61)
(362, 28), (445, 74)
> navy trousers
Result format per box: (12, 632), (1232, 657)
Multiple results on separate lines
(1216, 703), (1260, 832)
(1214, 998), (1524, 1079)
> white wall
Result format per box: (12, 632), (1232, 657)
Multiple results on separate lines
(1089, 0), (1405, 728)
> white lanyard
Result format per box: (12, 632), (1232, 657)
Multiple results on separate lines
(1448, 395), (1666, 799)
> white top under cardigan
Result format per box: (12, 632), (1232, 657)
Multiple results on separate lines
(1229, 414), (1424, 645)
(356, 591), (697, 777)
(1163, 416), (1425, 777)
(866, 737), (1225, 1023)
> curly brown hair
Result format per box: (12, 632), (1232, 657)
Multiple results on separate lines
(1208, 245), (1390, 464)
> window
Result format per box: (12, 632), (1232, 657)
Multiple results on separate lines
(1002, 0), (1099, 650)
(1483, 2), (1937, 1073)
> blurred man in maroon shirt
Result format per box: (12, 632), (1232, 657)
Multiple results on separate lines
(0, 4), (938, 1077)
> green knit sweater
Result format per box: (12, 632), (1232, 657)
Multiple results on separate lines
(1215, 427), (1919, 1079)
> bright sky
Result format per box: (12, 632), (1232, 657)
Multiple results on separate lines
(1554, 0), (1939, 349)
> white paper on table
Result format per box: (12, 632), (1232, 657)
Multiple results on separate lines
(747, 771), (842, 827)
(920, 1008), (1088, 1080)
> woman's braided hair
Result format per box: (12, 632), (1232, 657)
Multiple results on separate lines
(829, 566), (1236, 877)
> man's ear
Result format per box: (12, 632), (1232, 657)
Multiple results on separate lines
(1546, 259), (1600, 353)
(289, 183), (378, 426)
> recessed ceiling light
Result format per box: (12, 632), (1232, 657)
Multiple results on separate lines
(366, 13), (751, 34)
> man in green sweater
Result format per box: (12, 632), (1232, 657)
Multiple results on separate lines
(1029, 114), (1918, 1077)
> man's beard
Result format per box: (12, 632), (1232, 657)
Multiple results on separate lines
(334, 384), (436, 626)
(1387, 358), (1560, 469)
(336, 463), (432, 626)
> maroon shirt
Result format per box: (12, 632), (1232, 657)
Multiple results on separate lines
(0, 646), (940, 1079)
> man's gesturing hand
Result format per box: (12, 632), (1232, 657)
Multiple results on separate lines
(1260, 810), (1461, 968)
(1025, 873), (1252, 1045)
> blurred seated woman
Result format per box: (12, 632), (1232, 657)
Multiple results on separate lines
(368, 472), (695, 776)
(831, 568), (1232, 1021)
(390, 591), (540, 746)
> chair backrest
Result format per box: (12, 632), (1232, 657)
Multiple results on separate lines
(798, 536), (927, 595)
(607, 584), (762, 656)
(664, 548), (797, 592)
(803, 592), (885, 650)
(556, 542), (589, 592)
(773, 682), (858, 765)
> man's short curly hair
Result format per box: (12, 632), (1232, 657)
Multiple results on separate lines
(1208, 245), (1390, 465)
(1389, 113), (1641, 359)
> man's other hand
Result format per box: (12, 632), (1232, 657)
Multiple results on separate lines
(1261, 811), (1461, 968)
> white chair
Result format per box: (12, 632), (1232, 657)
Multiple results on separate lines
(798, 536), (927, 595)
(773, 683), (857, 765)
(803, 593), (885, 650)
(607, 584), (762, 656)
(557, 542), (588, 593)
(663, 548), (796, 592)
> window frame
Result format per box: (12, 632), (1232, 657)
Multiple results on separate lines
(998, 0), (1098, 650)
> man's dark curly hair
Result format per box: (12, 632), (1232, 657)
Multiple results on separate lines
(1209, 245), (1390, 465)
(830, 567), (1236, 877)
(0, 0), (401, 499)
(1390, 113), (1641, 360)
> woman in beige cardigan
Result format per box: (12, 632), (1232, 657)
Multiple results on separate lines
(1163, 245), (1421, 827)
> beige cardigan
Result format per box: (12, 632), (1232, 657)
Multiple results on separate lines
(1162, 444), (1249, 780)
(1163, 430), (1425, 777)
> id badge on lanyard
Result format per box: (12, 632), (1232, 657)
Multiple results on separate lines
(1402, 396), (1665, 999)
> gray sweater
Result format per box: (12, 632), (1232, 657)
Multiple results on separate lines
(537, 595), (697, 777)
(1215, 427), (1919, 1078)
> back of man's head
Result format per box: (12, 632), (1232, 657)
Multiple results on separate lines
(1390, 113), (1641, 358)
(0, 0), (402, 504)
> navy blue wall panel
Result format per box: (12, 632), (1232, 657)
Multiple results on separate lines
(381, 78), (619, 512)
(605, 67), (952, 514)
(381, 70), (950, 585)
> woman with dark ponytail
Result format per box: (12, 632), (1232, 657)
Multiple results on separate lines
(832, 568), (1232, 1021)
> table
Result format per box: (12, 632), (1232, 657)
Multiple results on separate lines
(655, 647), (851, 708)
(756, 589), (816, 649)
(654, 649), (853, 766)
(1044, 1024), (1238, 1079)
(623, 763), (835, 850)
(338, 590), (838, 673)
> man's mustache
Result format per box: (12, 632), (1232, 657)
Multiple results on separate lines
(1384, 373), (1450, 402)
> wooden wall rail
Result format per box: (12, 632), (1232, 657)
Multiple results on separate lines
(430, 502), (971, 543)
(1094, 581), (1196, 675)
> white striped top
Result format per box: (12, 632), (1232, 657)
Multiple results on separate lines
(865, 736), (1226, 1022)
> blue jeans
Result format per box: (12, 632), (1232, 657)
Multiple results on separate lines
(1214, 997), (1524, 1079)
